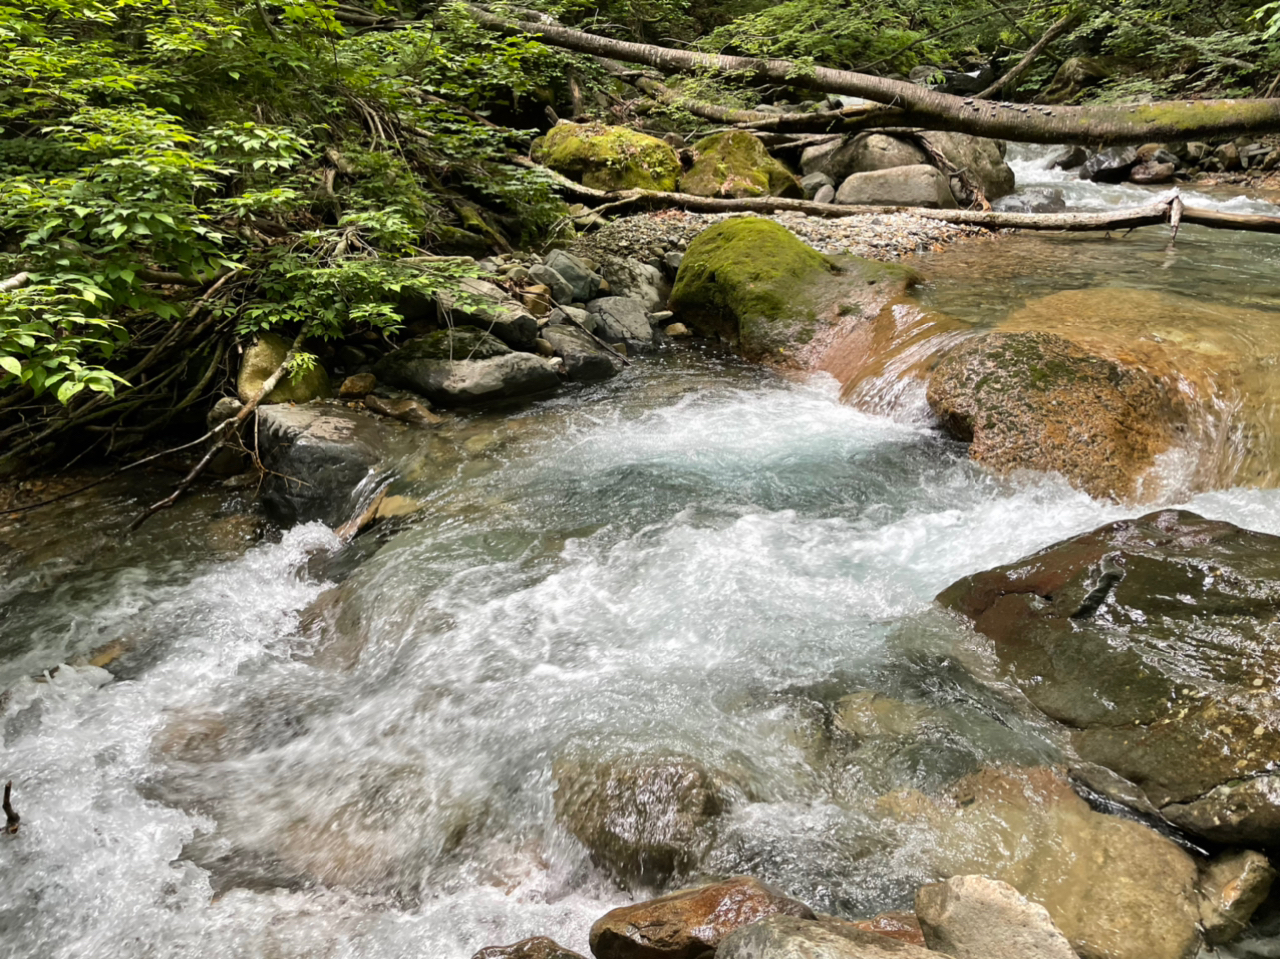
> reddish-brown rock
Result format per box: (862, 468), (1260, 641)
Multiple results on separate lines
(848, 912), (925, 947)
(589, 876), (815, 959)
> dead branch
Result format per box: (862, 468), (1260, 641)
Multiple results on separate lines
(127, 328), (311, 531)
(4, 781), (18, 835)
(976, 12), (1079, 100)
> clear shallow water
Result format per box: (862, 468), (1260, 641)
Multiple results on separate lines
(7, 164), (1280, 958)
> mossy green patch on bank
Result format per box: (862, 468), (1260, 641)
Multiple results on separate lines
(669, 217), (915, 361)
(532, 123), (681, 192)
(679, 131), (803, 199)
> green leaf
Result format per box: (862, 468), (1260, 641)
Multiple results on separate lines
(0, 355), (21, 375)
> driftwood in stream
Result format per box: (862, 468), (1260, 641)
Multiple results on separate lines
(449, 4), (1280, 146)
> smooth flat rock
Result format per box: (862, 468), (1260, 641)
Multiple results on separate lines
(915, 875), (1076, 959)
(375, 327), (559, 407)
(835, 165), (958, 208)
(589, 877), (814, 959)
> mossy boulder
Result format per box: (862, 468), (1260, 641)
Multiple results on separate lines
(668, 218), (916, 362)
(532, 122), (681, 192)
(679, 131), (803, 199)
(236, 331), (331, 405)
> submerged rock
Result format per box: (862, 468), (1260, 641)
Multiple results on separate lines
(680, 131), (802, 199)
(846, 913), (924, 946)
(473, 937), (586, 959)
(553, 753), (730, 887)
(236, 331), (331, 405)
(937, 509), (1280, 852)
(915, 875), (1077, 959)
(992, 187), (1066, 214)
(668, 218), (916, 362)
(1198, 850), (1276, 945)
(589, 877), (814, 959)
(872, 766), (1202, 959)
(716, 915), (938, 959)
(374, 327), (560, 407)
(926, 331), (1184, 500)
(835, 165), (958, 208)
(533, 123), (681, 192)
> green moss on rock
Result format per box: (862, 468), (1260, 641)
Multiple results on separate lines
(531, 123), (680, 192)
(669, 217), (915, 361)
(395, 326), (511, 362)
(679, 131), (802, 199)
(237, 331), (331, 405)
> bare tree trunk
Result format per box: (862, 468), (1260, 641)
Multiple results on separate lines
(977, 12), (1079, 100)
(457, 4), (1280, 145)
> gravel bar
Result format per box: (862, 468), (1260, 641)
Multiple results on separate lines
(572, 209), (995, 262)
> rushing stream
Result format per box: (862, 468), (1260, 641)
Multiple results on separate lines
(5, 151), (1280, 959)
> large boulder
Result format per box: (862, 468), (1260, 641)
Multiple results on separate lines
(586, 296), (655, 352)
(552, 753), (730, 887)
(1080, 146), (1139, 184)
(374, 327), (560, 407)
(937, 509), (1280, 850)
(680, 131), (802, 199)
(237, 331), (331, 405)
(716, 915), (940, 959)
(801, 135), (926, 182)
(545, 250), (603, 303)
(438, 277), (540, 352)
(921, 132), (1014, 201)
(533, 123), (681, 192)
(872, 766), (1202, 959)
(835, 166), (958, 208)
(668, 218), (916, 362)
(915, 876), (1077, 959)
(589, 877), (815, 959)
(1041, 56), (1113, 104)
(926, 331), (1184, 500)
(255, 405), (408, 526)
(541, 324), (624, 382)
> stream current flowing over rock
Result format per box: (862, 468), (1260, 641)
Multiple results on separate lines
(6, 156), (1280, 958)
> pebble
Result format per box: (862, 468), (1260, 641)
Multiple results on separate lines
(573, 209), (991, 265)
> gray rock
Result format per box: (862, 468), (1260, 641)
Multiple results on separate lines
(1198, 850), (1276, 946)
(915, 875), (1077, 959)
(814, 184), (836, 204)
(545, 250), (602, 302)
(256, 405), (407, 527)
(587, 296), (656, 350)
(540, 325), (624, 382)
(835, 165), (958, 208)
(548, 305), (597, 335)
(647, 310), (674, 326)
(528, 264), (574, 304)
(718, 915), (940, 959)
(1080, 147), (1139, 183)
(599, 256), (670, 312)
(1129, 161), (1176, 184)
(1048, 145), (1088, 170)
(923, 131), (1014, 201)
(374, 327), (559, 407)
(662, 251), (684, 277)
(437, 277), (539, 351)
(800, 171), (835, 199)
(846, 134), (928, 173)
(1163, 775), (1280, 845)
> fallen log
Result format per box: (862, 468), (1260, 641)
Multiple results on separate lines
(461, 4), (1280, 146)
(558, 185), (1280, 236)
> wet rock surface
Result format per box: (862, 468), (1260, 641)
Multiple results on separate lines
(872, 766), (1202, 959)
(915, 875), (1077, 959)
(1198, 850), (1276, 945)
(553, 754), (731, 887)
(589, 877), (815, 959)
(938, 509), (1280, 848)
(255, 404), (410, 526)
(473, 937), (587, 959)
(541, 324), (624, 382)
(926, 331), (1185, 500)
(716, 915), (940, 959)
